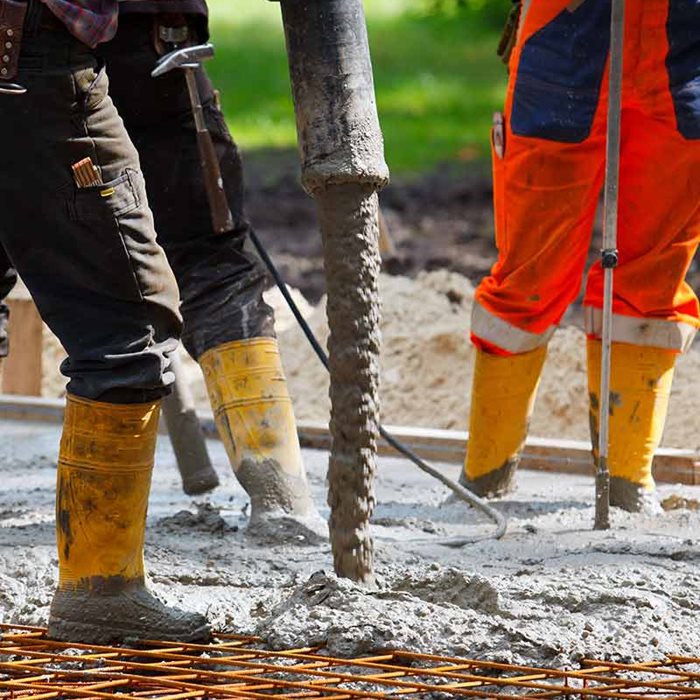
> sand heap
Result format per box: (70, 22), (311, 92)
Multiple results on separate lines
(40, 270), (700, 448)
(276, 270), (700, 449)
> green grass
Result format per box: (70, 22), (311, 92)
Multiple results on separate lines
(206, 0), (509, 175)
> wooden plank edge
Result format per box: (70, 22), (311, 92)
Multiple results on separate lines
(0, 396), (698, 485)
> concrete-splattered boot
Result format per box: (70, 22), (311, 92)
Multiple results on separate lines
(587, 339), (675, 513)
(47, 396), (211, 644)
(460, 346), (547, 497)
(200, 338), (325, 538)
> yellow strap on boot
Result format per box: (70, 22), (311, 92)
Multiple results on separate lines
(199, 338), (303, 476)
(464, 345), (546, 486)
(56, 396), (160, 591)
(587, 339), (675, 492)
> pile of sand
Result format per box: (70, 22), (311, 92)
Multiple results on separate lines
(277, 270), (700, 450)
(40, 270), (700, 449)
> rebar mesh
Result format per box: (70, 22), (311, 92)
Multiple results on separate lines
(0, 623), (698, 699)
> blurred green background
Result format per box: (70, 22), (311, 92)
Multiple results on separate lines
(206, 0), (511, 175)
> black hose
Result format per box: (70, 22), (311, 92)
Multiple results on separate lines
(249, 227), (507, 546)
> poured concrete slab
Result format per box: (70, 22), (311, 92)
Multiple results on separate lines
(0, 418), (699, 667)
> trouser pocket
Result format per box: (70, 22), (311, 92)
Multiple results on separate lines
(63, 169), (147, 303)
(666, 0), (700, 139)
(511, 0), (609, 142)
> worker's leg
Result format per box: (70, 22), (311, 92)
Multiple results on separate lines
(0, 11), (208, 642)
(98, 15), (273, 352)
(49, 396), (210, 643)
(584, 1), (700, 511)
(97, 15), (319, 527)
(464, 0), (609, 496)
(586, 340), (676, 512)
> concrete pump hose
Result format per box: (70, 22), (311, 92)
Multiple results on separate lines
(249, 228), (508, 546)
(379, 427), (508, 546)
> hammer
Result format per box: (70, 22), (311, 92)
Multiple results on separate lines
(152, 44), (234, 234)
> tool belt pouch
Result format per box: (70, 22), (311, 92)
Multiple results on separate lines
(497, 0), (522, 70)
(0, 0), (26, 81)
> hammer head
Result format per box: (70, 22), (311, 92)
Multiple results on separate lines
(151, 43), (215, 78)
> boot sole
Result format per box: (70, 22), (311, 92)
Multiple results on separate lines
(47, 616), (212, 646)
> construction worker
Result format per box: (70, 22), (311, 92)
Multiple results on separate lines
(0, 0), (209, 641)
(0, 2), (321, 530)
(463, 0), (700, 512)
(98, 2), (321, 532)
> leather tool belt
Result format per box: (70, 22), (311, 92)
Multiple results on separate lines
(0, 0), (27, 81)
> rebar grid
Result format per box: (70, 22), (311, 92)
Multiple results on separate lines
(0, 624), (698, 699)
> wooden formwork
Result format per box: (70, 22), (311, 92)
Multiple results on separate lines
(296, 422), (700, 487)
(0, 396), (698, 487)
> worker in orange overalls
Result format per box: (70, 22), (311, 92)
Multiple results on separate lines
(463, 0), (700, 511)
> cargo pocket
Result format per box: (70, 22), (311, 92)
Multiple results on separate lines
(65, 169), (145, 303)
(511, 0), (610, 143)
(666, 0), (700, 140)
(73, 60), (109, 114)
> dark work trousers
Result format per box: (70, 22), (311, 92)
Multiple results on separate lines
(97, 14), (275, 361)
(0, 15), (182, 402)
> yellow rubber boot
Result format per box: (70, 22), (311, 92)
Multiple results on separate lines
(461, 345), (547, 497)
(587, 339), (675, 512)
(47, 395), (210, 644)
(200, 338), (318, 526)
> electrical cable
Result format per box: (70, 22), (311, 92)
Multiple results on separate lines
(249, 227), (507, 546)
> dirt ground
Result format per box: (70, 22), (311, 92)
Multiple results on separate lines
(3, 417), (700, 667)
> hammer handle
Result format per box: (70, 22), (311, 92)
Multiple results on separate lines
(197, 129), (234, 234)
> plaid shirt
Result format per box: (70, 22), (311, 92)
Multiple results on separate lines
(120, 0), (207, 15)
(42, 0), (208, 48)
(41, 0), (119, 47)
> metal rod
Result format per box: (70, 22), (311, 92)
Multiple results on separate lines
(595, 0), (626, 531)
(1, 624), (700, 699)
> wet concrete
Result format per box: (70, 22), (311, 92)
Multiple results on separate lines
(316, 184), (382, 584)
(609, 476), (661, 514)
(460, 459), (519, 498)
(2, 418), (700, 666)
(236, 457), (318, 524)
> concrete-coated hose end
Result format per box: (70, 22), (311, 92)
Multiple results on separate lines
(301, 162), (390, 198)
(279, 0), (389, 199)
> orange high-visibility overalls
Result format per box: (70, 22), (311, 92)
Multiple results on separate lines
(462, 0), (700, 510)
(472, 0), (700, 355)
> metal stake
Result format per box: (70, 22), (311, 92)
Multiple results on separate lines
(595, 0), (626, 531)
